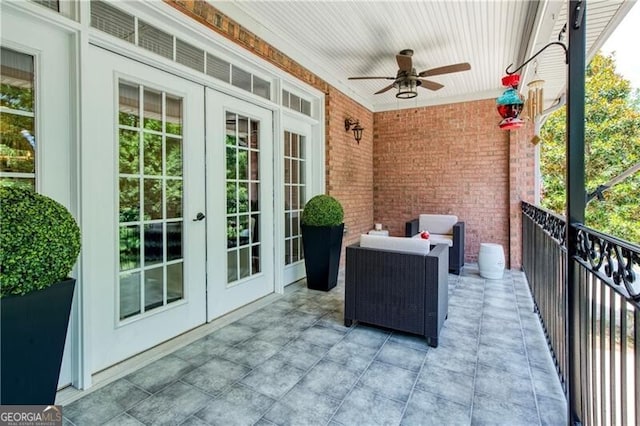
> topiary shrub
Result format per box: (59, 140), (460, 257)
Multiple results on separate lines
(301, 194), (344, 227)
(0, 186), (81, 297)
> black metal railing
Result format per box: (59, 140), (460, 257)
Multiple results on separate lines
(522, 201), (639, 425)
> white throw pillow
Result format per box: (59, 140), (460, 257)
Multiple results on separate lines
(360, 234), (430, 255)
(418, 214), (458, 235)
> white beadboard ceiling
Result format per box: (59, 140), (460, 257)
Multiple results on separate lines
(211, 0), (635, 112)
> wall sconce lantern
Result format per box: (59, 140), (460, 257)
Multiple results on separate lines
(345, 117), (364, 143)
(496, 74), (525, 130)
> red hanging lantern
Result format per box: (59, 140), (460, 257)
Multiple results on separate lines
(496, 74), (524, 130)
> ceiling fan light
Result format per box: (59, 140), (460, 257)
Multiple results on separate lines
(396, 79), (418, 99)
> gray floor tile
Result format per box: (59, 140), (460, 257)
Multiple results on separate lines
(476, 342), (531, 379)
(297, 359), (361, 400)
(332, 386), (405, 426)
(263, 401), (332, 426)
(125, 354), (195, 394)
(280, 383), (342, 419)
(127, 381), (211, 425)
(63, 379), (150, 426)
(102, 413), (144, 426)
(530, 366), (565, 401)
(537, 394), (568, 426)
(343, 324), (391, 349)
(172, 337), (232, 367)
(471, 392), (540, 425)
(401, 388), (471, 425)
(180, 416), (210, 426)
(376, 340), (427, 372)
(388, 331), (431, 352)
(315, 310), (349, 332)
(221, 339), (280, 368)
(416, 362), (475, 407)
(326, 339), (379, 366)
(299, 325), (346, 348)
(474, 363), (537, 413)
(358, 361), (418, 402)
(182, 356), (251, 395)
(422, 345), (477, 377)
(254, 324), (302, 346)
(195, 383), (275, 426)
(241, 358), (306, 399)
(207, 323), (258, 345)
(272, 338), (328, 371)
(282, 311), (324, 330)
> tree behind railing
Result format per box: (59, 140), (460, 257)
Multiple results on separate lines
(522, 201), (639, 425)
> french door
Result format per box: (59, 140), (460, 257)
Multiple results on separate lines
(85, 47), (207, 372)
(206, 90), (274, 320)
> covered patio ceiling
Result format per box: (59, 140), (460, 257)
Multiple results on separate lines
(212, 0), (634, 112)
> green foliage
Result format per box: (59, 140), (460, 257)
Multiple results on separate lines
(540, 52), (640, 244)
(0, 186), (81, 297)
(301, 194), (344, 227)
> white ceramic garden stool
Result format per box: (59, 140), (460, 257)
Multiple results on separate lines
(478, 243), (505, 279)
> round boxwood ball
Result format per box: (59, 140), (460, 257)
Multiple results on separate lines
(0, 186), (81, 297)
(301, 194), (344, 227)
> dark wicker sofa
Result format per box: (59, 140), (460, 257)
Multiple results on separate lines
(344, 242), (449, 348)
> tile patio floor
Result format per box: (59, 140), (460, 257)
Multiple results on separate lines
(63, 265), (567, 425)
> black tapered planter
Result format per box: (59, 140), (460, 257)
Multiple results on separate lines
(1, 278), (76, 405)
(301, 223), (344, 291)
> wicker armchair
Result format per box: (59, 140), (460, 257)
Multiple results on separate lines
(344, 242), (449, 347)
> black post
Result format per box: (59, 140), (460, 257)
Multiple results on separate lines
(566, 1), (586, 424)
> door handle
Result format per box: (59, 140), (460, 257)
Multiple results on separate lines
(193, 212), (205, 221)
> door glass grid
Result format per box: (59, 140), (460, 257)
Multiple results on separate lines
(284, 131), (305, 265)
(0, 47), (36, 190)
(118, 80), (184, 320)
(226, 112), (260, 284)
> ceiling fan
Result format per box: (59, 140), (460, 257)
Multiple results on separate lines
(348, 49), (471, 99)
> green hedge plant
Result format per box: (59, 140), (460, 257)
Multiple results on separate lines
(301, 194), (344, 227)
(0, 186), (81, 297)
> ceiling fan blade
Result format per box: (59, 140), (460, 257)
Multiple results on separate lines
(418, 79), (444, 91)
(349, 76), (395, 80)
(396, 54), (413, 72)
(374, 83), (396, 94)
(418, 62), (471, 77)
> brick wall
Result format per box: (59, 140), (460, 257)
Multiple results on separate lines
(373, 99), (515, 265)
(508, 121), (536, 268)
(326, 88), (374, 258)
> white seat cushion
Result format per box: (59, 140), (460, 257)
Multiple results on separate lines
(429, 234), (454, 247)
(419, 214), (458, 235)
(360, 234), (430, 255)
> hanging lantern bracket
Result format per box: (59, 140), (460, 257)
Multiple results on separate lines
(505, 41), (568, 75)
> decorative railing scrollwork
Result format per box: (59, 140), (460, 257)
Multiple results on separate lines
(521, 201), (640, 304)
(521, 201), (567, 246)
(575, 225), (640, 302)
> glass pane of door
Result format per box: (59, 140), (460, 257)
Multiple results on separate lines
(284, 130), (306, 265)
(0, 47), (36, 190)
(118, 80), (184, 320)
(226, 111), (261, 284)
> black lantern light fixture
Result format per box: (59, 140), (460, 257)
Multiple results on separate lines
(345, 117), (364, 144)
